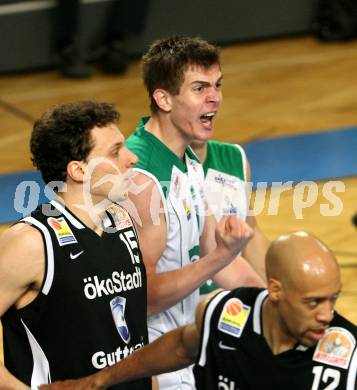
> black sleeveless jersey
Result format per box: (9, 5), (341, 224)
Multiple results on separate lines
(194, 288), (357, 390)
(2, 200), (151, 390)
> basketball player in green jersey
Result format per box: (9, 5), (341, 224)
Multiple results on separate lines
(123, 36), (260, 389)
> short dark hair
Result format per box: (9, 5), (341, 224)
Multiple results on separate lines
(30, 101), (120, 184)
(142, 35), (220, 112)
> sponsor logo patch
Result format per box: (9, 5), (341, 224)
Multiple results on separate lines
(110, 296), (131, 344)
(47, 217), (77, 246)
(183, 199), (191, 220)
(111, 207), (133, 231)
(218, 298), (250, 338)
(171, 169), (182, 199)
(313, 327), (356, 369)
(91, 340), (145, 369)
(205, 168), (247, 222)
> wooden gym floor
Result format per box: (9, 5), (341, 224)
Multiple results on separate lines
(0, 36), (356, 363)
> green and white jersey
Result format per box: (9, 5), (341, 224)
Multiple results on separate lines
(126, 117), (205, 332)
(203, 140), (248, 222)
(201, 140), (248, 296)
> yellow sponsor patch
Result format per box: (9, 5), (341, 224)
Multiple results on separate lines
(183, 199), (191, 220)
(47, 217), (78, 246)
(218, 298), (251, 337)
(313, 327), (356, 369)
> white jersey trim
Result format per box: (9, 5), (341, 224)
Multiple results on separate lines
(197, 290), (231, 367)
(22, 217), (54, 295)
(253, 289), (268, 335)
(50, 200), (85, 229)
(234, 144), (248, 182)
(347, 345), (357, 390)
(21, 319), (51, 388)
(234, 143), (249, 217)
(133, 167), (169, 236)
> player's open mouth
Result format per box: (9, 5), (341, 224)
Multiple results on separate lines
(308, 329), (326, 341)
(200, 112), (216, 126)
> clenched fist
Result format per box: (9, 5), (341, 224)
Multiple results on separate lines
(214, 215), (253, 264)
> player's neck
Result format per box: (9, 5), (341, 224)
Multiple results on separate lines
(262, 299), (297, 355)
(145, 114), (188, 160)
(191, 142), (207, 163)
(58, 190), (107, 234)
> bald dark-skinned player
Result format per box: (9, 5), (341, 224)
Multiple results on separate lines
(40, 232), (357, 390)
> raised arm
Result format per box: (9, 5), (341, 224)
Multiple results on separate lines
(0, 223), (44, 390)
(125, 172), (253, 316)
(241, 159), (270, 281)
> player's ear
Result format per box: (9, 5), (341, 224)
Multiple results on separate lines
(152, 89), (172, 112)
(67, 160), (85, 183)
(268, 277), (282, 303)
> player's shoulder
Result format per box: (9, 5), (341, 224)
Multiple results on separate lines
(206, 287), (263, 316)
(230, 286), (263, 304)
(0, 222), (43, 248)
(128, 137), (174, 184)
(331, 312), (357, 337)
(126, 129), (153, 170)
(207, 140), (244, 155)
(205, 140), (247, 177)
(0, 222), (44, 266)
(216, 288), (263, 324)
(200, 288), (261, 342)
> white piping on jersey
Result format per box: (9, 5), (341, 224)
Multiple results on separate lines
(197, 290), (231, 367)
(22, 217), (54, 295)
(234, 143), (249, 220)
(234, 144), (248, 182)
(347, 346), (357, 390)
(133, 168), (169, 237)
(21, 319), (51, 389)
(50, 200), (85, 229)
(253, 289), (268, 335)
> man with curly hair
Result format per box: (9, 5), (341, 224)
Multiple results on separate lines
(0, 101), (151, 389)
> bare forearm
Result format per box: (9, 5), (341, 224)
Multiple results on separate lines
(242, 225), (269, 282)
(213, 255), (266, 289)
(147, 247), (236, 315)
(95, 327), (194, 389)
(39, 327), (196, 390)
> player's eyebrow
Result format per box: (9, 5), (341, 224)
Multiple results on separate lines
(303, 290), (341, 302)
(191, 75), (223, 87)
(109, 141), (124, 152)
